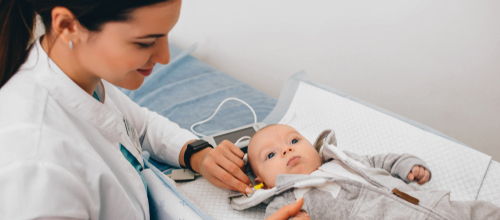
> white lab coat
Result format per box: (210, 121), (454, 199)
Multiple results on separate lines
(0, 39), (197, 220)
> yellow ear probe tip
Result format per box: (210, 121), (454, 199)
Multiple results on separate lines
(253, 183), (264, 191)
(246, 183), (265, 197)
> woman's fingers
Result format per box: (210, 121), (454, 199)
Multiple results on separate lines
(211, 147), (250, 184)
(198, 140), (254, 194)
(209, 175), (253, 195)
(198, 152), (248, 193)
(222, 140), (245, 159)
(266, 198), (306, 220)
(215, 141), (251, 184)
(219, 143), (245, 169)
(210, 161), (252, 194)
(208, 174), (240, 191)
(215, 152), (251, 184)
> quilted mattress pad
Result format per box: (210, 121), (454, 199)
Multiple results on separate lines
(173, 75), (498, 219)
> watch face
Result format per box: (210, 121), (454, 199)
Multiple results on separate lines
(190, 140), (212, 150)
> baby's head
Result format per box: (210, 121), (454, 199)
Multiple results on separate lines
(247, 124), (322, 189)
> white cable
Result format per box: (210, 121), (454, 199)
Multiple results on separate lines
(236, 136), (252, 166)
(190, 97), (257, 137)
(234, 136), (252, 146)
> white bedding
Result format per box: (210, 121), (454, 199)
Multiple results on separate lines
(279, 82), (491, 201)
(477, 160), (500, 206)
(143, 169), (203, 220)
(174, 79), (498, 220)
(177, 178), (266, 220)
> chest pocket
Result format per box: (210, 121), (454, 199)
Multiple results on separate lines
(121, 117), (148, 192)
(92, 91), (147, 191)
(123, 117), (142, 156)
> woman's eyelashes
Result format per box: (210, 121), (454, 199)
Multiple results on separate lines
(136, 41), (156, 48)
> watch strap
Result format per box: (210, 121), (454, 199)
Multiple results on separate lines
(184, 140), (213, 172)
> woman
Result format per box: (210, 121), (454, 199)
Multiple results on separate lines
(0, 0), (308, 219)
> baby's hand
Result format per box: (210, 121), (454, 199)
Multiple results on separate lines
(407, 165), (430, 185)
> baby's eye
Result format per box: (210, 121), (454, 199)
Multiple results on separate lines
(266, 152), (276, 160)
(291, 139), (299, 144)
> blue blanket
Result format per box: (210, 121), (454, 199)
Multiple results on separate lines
(119, 44), (276, 171)
(119, 44), (276, 137)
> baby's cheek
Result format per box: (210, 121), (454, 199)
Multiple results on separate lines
(264, 172), (278, 188)
(262, 168), (284, 188)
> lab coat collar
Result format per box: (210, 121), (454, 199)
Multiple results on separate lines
(29, 38), (122, 144)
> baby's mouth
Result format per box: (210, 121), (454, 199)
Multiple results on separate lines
(287, 156), (300, 166)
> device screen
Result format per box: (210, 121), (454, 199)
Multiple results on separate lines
(213, 127), (256, 145)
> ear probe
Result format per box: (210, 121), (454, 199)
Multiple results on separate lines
(235, 136), (252, 146)
(246, 183), (264, 197)
(235, 136), (262, 197)
(252, 183), (264, 191)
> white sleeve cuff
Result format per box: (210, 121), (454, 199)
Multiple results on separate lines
(141, 109), (197, 167)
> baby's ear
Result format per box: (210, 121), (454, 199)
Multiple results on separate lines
(254, 177), (263, 185)
(254, 177), (267, 189)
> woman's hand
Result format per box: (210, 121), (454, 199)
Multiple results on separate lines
(190, 140), (253, 195)
(267, 198), (310, 220)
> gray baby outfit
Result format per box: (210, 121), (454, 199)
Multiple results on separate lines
(230, 130), (500, 220)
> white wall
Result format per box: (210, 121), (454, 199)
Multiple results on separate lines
(170, 0), (500, 161)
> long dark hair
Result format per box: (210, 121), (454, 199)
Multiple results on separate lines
(0, 0), (169, 89)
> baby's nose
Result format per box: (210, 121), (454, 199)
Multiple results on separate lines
(281, 147), (294, 157)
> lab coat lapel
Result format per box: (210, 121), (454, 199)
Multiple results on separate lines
(32, 40), (123, 146)
(25, 39), (149, 219)
(103, 92), (144, 168)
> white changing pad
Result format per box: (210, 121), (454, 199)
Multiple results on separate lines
(177, 178), (266, 220)
(173, 72), (496, 219)
(279, 81), (491, 201)
(477, 160), (500, 206)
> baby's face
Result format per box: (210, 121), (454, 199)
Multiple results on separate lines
(248, 125), (322, 188)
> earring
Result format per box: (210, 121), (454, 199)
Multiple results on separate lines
(69, 41), (73, 50)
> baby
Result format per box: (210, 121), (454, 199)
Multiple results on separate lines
(247, 124), (429, 189)
(234, 124), (500, 219)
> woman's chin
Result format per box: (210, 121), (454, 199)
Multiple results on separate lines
(128, 82), (143, 90)
(114, 78), (144, 90)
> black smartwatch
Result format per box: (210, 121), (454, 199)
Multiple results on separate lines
(183, 139), (213, 172)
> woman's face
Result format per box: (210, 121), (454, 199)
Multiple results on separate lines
(75, 0), (181, 90)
